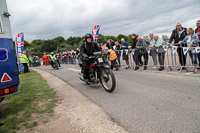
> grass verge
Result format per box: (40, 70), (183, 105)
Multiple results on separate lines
(0, 69), (58, 133)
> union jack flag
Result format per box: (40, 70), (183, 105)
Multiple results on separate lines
(15, 32), (24, 64)
(92, 25), (100, 43)
(16, 32), (24, 46)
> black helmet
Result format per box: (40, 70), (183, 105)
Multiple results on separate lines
(85, 33), (93, 40)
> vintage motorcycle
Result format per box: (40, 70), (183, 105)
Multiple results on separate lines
(52, 58), (59, 70)
(79, 51), (116, 93)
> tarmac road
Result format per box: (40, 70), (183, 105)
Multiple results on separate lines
(38, 64), (200, 133)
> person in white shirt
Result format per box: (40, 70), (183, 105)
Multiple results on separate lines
(149, 33), (157, 69)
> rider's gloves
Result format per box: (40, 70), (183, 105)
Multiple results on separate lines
(82, 53), (89, 60)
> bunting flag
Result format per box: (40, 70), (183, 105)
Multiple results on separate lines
(183, 47), (189, 55)
(15, 32), (24, 72)
(155, 48), (159, 52)
(146, 47), (151, 54)
(172, 46), (177, 54)
(195, 47), (200, 53)
(163, 45), (168, 51)
(132, 49), (135, 55)
(125, 49), (128, 55)
(92, 25), (100, 43)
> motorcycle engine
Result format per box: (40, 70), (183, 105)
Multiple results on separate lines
(89, 68), (95, 81)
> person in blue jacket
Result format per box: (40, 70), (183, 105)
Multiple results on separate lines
(179, 27), (199, 73)
(120, 38), (130, 69)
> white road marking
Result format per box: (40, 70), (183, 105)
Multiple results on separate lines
(67, 68), (81, 72)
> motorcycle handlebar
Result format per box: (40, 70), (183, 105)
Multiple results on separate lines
(89, 56), (95, 59)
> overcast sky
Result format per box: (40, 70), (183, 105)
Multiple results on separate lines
(6, 0), (200, 42)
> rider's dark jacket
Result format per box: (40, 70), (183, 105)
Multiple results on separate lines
(80, 42), (101, 57)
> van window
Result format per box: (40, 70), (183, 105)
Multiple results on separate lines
(0, 22), (2, 33)
(0, 16), (3, 33)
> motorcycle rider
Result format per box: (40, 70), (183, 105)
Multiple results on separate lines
(80, 33), (101, 82)
(56, 53), (61, 67)
(50, 52), (56, 68)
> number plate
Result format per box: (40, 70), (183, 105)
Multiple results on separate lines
(98, 58), (103, 63)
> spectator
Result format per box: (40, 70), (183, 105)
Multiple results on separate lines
(28, 55), (33, 67)
(153, 35), (165, 71)
(101, 42), (106, 51)
(68, 51), (72, 63)
(76, 48), (79, 54)
(168, 23), (187, 70)
(21, 51), (29, 73)
(59, 52), (62, 64)
(129, 34), (137, 66)
(195, 20), (200, 69)
(135, 37), (148, 70)
(110, 39), (115, 49)
(72, 50), (76, 64)
(63, 52), (67, 64)
(130, 34), (137, 49)
(114, 41), (121, 67)
(35, 56), (41, 67)
(66, 50), (69, 63)
(120, 38), (130, 69)
(105, 47), (119, 71)
(33, 56), (36, 67)
(131, 33), (143, 67)
(180, 28), (199, 73)
(106, 39), (112, 49)
(149, 33), (158, 69)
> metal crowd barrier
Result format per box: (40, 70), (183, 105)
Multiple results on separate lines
(61, 56), (77, 65)
(112, 41), (200, 73)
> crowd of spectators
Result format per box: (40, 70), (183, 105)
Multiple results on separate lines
(98, 21), (200, 73)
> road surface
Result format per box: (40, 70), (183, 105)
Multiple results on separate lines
(38, 64), (200, 133)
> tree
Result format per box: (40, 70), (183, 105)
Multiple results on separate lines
(30, 39), (43, 54)
(162, 35), (169, 42)
(97, 33), (105, 43)
(66, 36), (81, 46)
(143, 36), (150, 45)
(117, 34), (128, 43)
(104, 35), (116, 41)
(24, 33), (170, 55)
(53, 36), (65, 43)
(127, 34), (132, 43)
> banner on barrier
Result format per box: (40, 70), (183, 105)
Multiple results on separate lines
(172, 46), (177, 54)
(183, 47), (189, 55)
(132, 49), (135, 55)
(125, 49), (128, 55)
(163, 45), (168, 51)
(155, 48), (159, 52)
(195, 47), (200, 53)
(146, 47), (151, 54)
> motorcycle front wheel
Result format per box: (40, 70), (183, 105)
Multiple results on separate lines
(100, 68), (116, 93)
(54, 62), (59, 70)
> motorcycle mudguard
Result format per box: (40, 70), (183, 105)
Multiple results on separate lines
(103, 64), (111, 69)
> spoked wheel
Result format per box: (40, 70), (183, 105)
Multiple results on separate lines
(100, 68), (116, 93)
